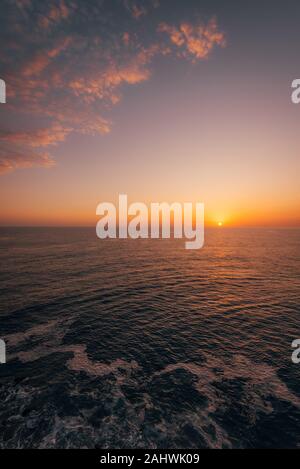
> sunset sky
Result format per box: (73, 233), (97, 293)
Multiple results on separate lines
(0, 0), (299, 227)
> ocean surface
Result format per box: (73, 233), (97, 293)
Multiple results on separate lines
(0, 227), (299, 449)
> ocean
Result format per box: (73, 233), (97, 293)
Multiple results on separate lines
(0, 227), (299, 448)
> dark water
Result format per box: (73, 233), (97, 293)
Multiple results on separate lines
(0, 227), (299, 449)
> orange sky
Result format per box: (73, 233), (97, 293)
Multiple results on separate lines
(0, 0), (299, 228)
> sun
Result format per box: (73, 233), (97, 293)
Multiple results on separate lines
(218, 222), (223, 227)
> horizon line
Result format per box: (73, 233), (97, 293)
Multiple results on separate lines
(0, 225), (299, 229)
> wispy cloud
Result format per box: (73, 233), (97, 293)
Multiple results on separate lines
(0, 124), (71, 148)
(124, 0), (160, 20)
(38, 0), (70, 30)
(0, 0), (226, 174)
(0, 142), (54, 175)
(0, 124), (69, 174)
(158, 17), (226, 61)
(21, 37), (72, 77)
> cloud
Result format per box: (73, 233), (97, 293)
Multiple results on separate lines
(124, 0), (159, 20)
(0, 124), (70, 173)
(38, 0), (70, 30)
(22, 37), (72, 77)
(158, 17), (226, 60)
(0, 142), (54, 175)
(0, 124), (71, 147)
(68, 46), (158, 105)
(0, 1), (226, 175)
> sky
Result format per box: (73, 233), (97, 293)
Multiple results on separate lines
(0, 0), (299, 227)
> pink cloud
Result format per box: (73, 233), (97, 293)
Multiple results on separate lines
(124, 0), (155, 20)
(0, 124), (71, 148)
(69, 50), (154, 104)
(38, 0), (70, 30)
(0, 142), (54, 175)
(0, 2), (226, 175)
(22, 37), (72, 77)
(0, 123), (71, 174)
(158, 17), (226, 60)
